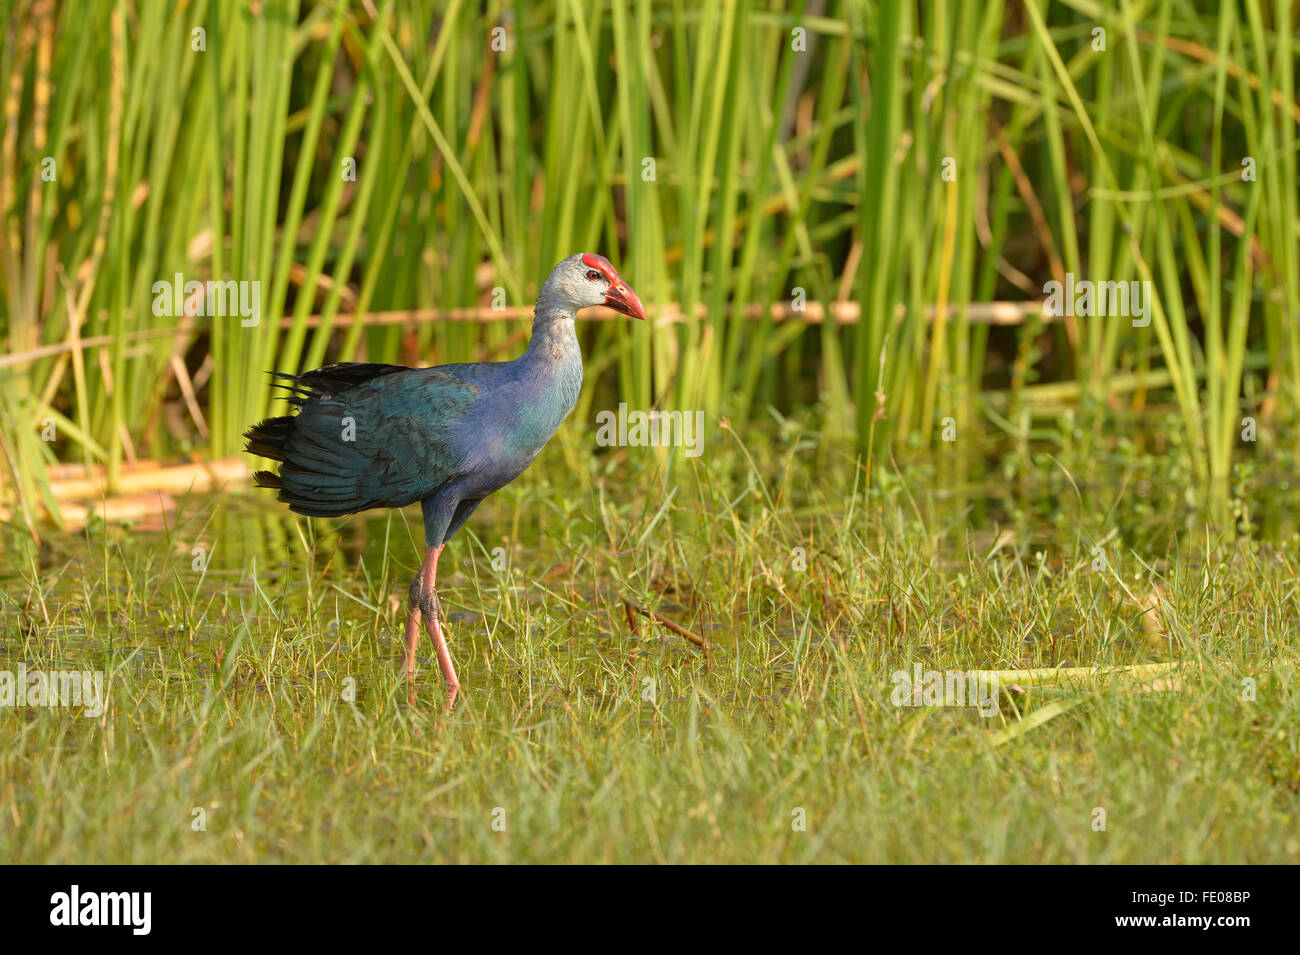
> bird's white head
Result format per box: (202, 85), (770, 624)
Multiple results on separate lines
(540, 253), (646, 320)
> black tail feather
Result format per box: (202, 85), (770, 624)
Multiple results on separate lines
(243, 363), (418, 517)
(243, 415), (295, 462)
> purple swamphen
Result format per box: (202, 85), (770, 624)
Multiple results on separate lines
(244, 253), (646, 705)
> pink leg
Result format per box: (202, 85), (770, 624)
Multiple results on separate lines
(404, 545), (460, 708)
(403, 547), (437, 680)
(404, 610), (422, 680)
(425, 608), (460, 712)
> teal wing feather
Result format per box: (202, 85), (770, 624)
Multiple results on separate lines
(244, 363), (482, 516)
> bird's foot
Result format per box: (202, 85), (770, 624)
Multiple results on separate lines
(408, 575), (442, 620)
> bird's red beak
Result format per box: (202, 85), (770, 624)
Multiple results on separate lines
(604, 280), (646, 321)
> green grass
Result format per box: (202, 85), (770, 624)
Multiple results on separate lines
(1, 427), (1296, 863)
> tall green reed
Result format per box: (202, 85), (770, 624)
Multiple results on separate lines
(0, 0), (1296, 532)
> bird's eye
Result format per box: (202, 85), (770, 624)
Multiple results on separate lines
(586, 269), (602, 281)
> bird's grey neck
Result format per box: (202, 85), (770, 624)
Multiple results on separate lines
(522, 302), (581, 364)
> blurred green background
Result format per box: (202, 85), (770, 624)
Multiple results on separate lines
(1, 0), (1297, 528)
